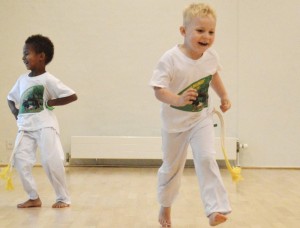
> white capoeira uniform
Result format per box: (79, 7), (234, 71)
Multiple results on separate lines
(150, 45), (231, 216)
(7, 72), (75, 204)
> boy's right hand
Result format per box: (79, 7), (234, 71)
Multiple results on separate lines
(7, 99), (19, 120)
(176, 88), (198, 107)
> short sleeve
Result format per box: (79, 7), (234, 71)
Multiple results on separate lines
(149, 54), (173, 89)
(7, 77), (21, 105)
(45, 74), (75, 99)
(210, 48), (223, 72)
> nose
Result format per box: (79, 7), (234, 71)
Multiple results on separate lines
(203, 32), (211, 39)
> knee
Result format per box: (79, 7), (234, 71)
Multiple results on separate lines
(14, 158), (31, 173)
(159, 159), (182, 175)
(14, 153), (35, 171)
(198, 155), (217, 166)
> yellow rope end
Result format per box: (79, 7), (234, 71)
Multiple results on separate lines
(0, 166), (10, 179)
(6, 177), (14, 191)
(229, 166), (243, 183)
(0, 165), (14, 190)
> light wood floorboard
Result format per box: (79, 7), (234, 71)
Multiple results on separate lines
(0, 167), (300, 228)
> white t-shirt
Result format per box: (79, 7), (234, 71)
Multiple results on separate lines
(150, 45), (221, 133)
(7, 72), (75, 133)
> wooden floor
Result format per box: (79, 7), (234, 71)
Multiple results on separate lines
(0, 167), (300, 228)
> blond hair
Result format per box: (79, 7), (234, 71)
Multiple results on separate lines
(183, 3), (216, 26)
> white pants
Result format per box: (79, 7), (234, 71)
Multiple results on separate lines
(158, 116), (231, 216)
(13, 128), (71, 204)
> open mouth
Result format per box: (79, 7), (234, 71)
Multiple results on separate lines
(199, 42), (209, 46)
(24, 62), (30, 68)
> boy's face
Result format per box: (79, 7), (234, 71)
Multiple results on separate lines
(22, 44), (45, 72)
(180, 15), (216, 59)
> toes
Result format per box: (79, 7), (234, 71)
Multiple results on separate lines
(52, 201), (70, 208)
(209, 213), (227, 226)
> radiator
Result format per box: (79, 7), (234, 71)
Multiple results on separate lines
(70, 136), (237, 161)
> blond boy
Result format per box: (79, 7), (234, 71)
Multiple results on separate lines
(150, 3), (231, 227)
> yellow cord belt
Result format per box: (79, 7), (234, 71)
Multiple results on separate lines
(213, 109), (243, 183)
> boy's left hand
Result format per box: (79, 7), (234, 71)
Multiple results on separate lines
(220, 98), (231, 113)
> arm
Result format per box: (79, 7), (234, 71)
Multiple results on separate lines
(47, 94), (78, 107)
(211, 72), (231, 112)
(7, 99), (19, 120)
(154, 86), (198, 107)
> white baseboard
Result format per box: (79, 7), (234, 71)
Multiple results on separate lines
(71, 136), (237, 160)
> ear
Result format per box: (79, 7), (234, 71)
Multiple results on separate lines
(180, 26), (186, 36)
(39, 52), (46, 62)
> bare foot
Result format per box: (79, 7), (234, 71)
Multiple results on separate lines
(52, 201), (70, 208)
(17, 197), (42, 208)
(158, 206), (171, 227)
(209, 212), (227, 226)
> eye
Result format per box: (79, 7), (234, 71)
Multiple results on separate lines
(209, 31), (215, 35)
(197, 29), (204, 33)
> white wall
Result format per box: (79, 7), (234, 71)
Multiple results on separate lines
(0, 0), (299, 167)
(237, 0), (300, 167)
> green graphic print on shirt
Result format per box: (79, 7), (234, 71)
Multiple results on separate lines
(19, 85), (44, 114)
(171, 75), (212, 112)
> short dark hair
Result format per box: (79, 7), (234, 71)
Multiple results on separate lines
(25, 34), (54, 65)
